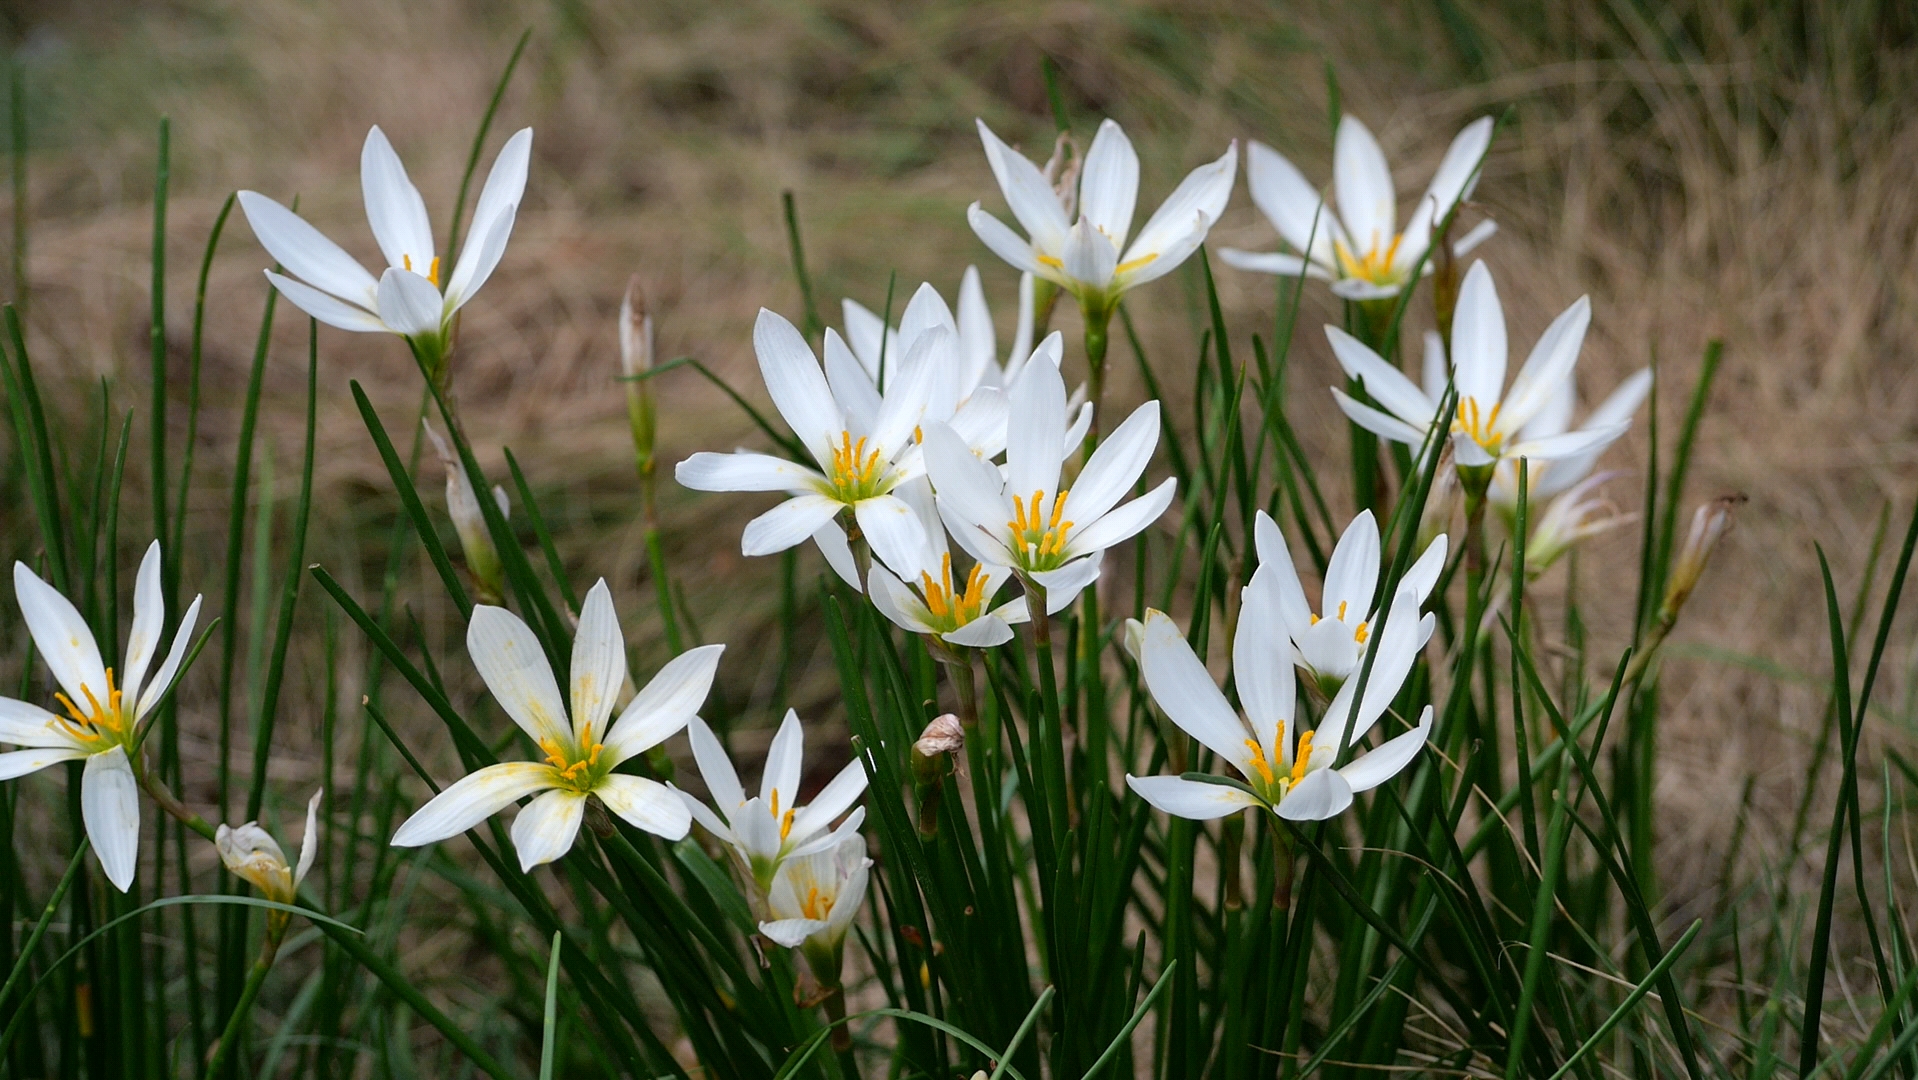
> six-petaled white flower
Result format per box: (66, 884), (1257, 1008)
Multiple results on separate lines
(759, 829), (872, 979)
(1126, 595), (1433, 823)
(1248, 510), (1445, 697)
(238, 125), (531, 355)
(678, 709), (868, 898)
(923, 354), (1175, 612)
(0, 542), (202, 892)
(969, 118), (1237, 317)
(391, 581), (717, 872)
(1221, 115), (1494, 299)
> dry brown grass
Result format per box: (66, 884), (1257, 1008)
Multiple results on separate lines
(4, 0), (1916, 1016)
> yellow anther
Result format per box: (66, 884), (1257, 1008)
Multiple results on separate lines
(1308, 613), (1320, 626)
(52, 669), (126, 745)
(1354, 622), (1370, 645)
(769, 790), (780, 821)
(1007, 490), (1074, 565)
(1290, 730), (1316, 785)
(780, 807), (797, 841)
(1336, 601), (1349, 622)
(827, 430), (887, 498)
(1036, 254), (1063, 269)
(1115, 252), (1159, 275)
(1242, 739), (1276, 787)
(1454, 398), (1503, 450)
(401, 254), (443, 287)
(802, 884), (831, 921)
(1333, 230), (1407, 285)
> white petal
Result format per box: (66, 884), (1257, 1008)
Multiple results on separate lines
(787, 805), (866, 861)
(1422, 330), (1450, 403)
(1400, 116), (1493, 263)
(955, 266), (996, 393)
(898, 282), (958, 357)
(0, 745), (85, 779)
(118, 542), (165, 713)
(943, 615), (1013, 648)
(678, 787), (734, 843)
(839, 297), (894, 378)
(13, 561), (107, 711)
(967, 205), (1051, 280)
(1126, 774), (1262, 820)
(1331, 388), (1429, 445)
(1068, 477), (1176, 557)
(1234, 570), (1296, 752)
(1330, 277), (1412, 301)
(1499, 295), (1591, 435)
(1339, 707), (1433, 793)
(445, 128), (532, 305)
(1453, 219), (1497, 255)
(602, 644), (725, 766)
(360, 126), (435, 273)
(570, 580), (627, 740)
(442, 205), (516, 314)
(376, 266), (444, 337)
(754, 309), (844, 469)
(1138, 611), (1255, 774)
(742, 495), (844, 557)
(1216, 249), (1318, 277)
(236, 191), (378, 307)
(1006, 352), (1067, 509)
(869, 331), (941, 459)
(787, 758), (867, 842)
(924, 423), (1012, 543)
(0, 699), (73, 749)
(83, 747), (141, 892)
(135, 595), (201, 721)
(1533, 369), (1650, 498)
(675, 451), (824, 495)
(1069, 399), (1161, 526)
(511, 788), (587, 871)
(975, 119), (1070, 249)
(1276, 767), (1353, 821)
(1322, 511), (1381, 623)
(1251, 512), (1315, 634)
(759, 917), (829, 949)
(869, 566), (935, 634)
(1061, 218), (1117, 291)
(294, 789), (323, 886)
(1079, 119), (1140, 250)
(1244, 140), (1341, 266)
(1506, 423), (1630, 464)
(1325, 326), (1437, 429)
(812, 520), (864, 591)
(392, 762), (557, 847)
(760, 708), (806, 810)
(1333, 116), (1395, 258)
(1122, 141), (1238, 272)
(854, 496), (930, 586)
(686, 717), (745, 816)
(948, 386), (1010, 461)
(1031, 556), (1102, 614)
(1450, 261), (1506, 407)
(823, 329), (881, 437)
(595, 774), (691, 840)
(1400, 534), (1449, 603)
(262, 271), (387, 333)
(466, 605), (571, 747)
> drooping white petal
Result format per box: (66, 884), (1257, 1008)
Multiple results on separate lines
(675, 451), (824, 495)
(754, 309), (844, 469)
(812, 520), (864, 592)
(1138, 611), (1255, 775)
(1326, 327), (1438, 430)
(760, 708), (806, 809)
(237, 192), (379, 307)
(1339, 707), (1433, 793)
(602, 644), (725, 766)
(943, 615), (1014, 648)
(1243, 140), (1341, 267)
(869, 567), (935, 634)
(1069, 399), (1161, 526)
(678, 787), (735, 842)
(392, 762), (557, 847)
(376, 267), (445, 337)
(854, 496), (930, 586)
(570, 580), (627, 741)
(1322, 511), (1381, 623)
(466, 605), (571, 747)
(759, 917), (829, 949)
(511, 788), (587, 871)
(685, 717), (745, 815)
(1328, 276), (1410, 302)
(594, 774), (691, 840)
(967, 205), (1050, 279)
(360, 127), (436, 274)
(1333, 116), (1396, 258)
(1079, 119), (1140, 251)
(13, 561), (107, 712)
(1499, 295), (1592, 434)
(83, 746), (141, 892)
(445, 128), (533, 305)
(742, 495), (843, 557)
(262, 271), (387, 333)
(135, 594), (201, 721)
(295, 789), (323, 887)
(1127, 774), (1262, 820)
(119, 542), (165, 714)
(1275, 766), (1354, 821)
(1450, 261), (1506, 407)
(975, 119), (1071, 250)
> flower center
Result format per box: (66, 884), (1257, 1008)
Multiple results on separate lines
(53, 669), (128, 748)
(401, 253), (442, 288)
(800, 883), (833, 922)
(824, 430), (894, 503)
(1453, 397), (1504, 453)
(1333, 230), (1407, 285)
(919, 554), (990, 631)
(1240, 723), (1319, 802)
(539, 722), (606, 791)
(1007, 489), (1074, 571)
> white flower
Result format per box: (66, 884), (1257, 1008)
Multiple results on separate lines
(391, 581), (717, 872)
(1487, 366), (1652, 518)
(969, 118), (1237, 315)
(1220, 115), (1495, 299)
(1125, 597), (1433, 823)
(675, 308), (961, 592)
(1522, 472), (1636, 573)
(217, 789), (322, 906)
(758, 829), (872, 974)
(923, 355), (1175, 612)
(1248, 510), (1444, 696)
(238, 126), (532, 351)
(868, 481), (1030, 649)
(678, 709), (867, 896)
(1329, 260), (1630, 474)
(0, 542), (203, 892)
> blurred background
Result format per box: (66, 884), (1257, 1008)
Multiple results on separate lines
(1, 0), (1914, 1010)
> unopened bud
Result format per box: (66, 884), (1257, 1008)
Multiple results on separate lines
(216, 790), (321, 918)
(1659, 494), (1744, 625)
(913, 714), (965, 760)
(621, 275), (660, 479)
(1432, 228), (1461, 345)
(1419, 445), (1461, 553)
(424, 420), (506, 605)
(1042, 131), (1081, 220)
(911, 714), (963, 837)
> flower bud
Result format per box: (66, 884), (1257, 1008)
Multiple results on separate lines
(911, 714), (963, 838)
(913, 714), (965, 761)
(1418, 444), (1461, 553)
(423, 419), (507, 604)
(1659, 494), (1744, 625)
(621, 275), (660, 480)
(216, 790), (322, 912)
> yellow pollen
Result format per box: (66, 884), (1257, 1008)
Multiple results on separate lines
(801, 884), (831, 921)
(53, 669), (125, 744)
(1242, 739), (1275, 787)
(1354, 622), (1370, 645)
(1308, 613), (1320, 626)
(769, 790), (781, 820)
(1454, 398), (1503, 450)
(1290, 730), (1316, 785)
(1336, 601), (1349, 622)
(1333, 229), (1407, 284)
(827, 430), (886, 496)
(780, 807), (797, 841)
(540, 735), (604, 785)
(1007, 490), (1074, 564)
(401, 254), (442, 287)
(1115, 252), (1159, 275)
(1036, 254), (1063, 269)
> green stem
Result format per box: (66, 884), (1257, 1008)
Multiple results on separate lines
(205, 920), (286, 1079)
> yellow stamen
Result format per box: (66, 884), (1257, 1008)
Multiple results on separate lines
(1036, 254), (1063, 269)
(1336, 601), (1349, 622)
(1332, 229), (1407, 285)
(769, 790), (781, 821)
(1290, 730), (1316, 785)
(402, 254), (442, 287)
(802, 884), (831, 921)
(827, 430), (887, 499)
(1453, 397), (1504, 451)
(1115, 252), (1159, 275)
(52, 669), (125, 745)
(1242, 739), (1275, 787)
(1354, 622), (1370, 644)
(1007, 489), (1074, 565)
(780, 808), (797, 841)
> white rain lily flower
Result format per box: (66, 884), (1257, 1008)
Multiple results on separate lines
(678, 709), (868, 897)
(759, 829), (872, 978)
(1221, 115), (1495, 300)
(869, 481), (1030, 649)
(391, 581), (718, 872)
(1488, 367), (1652, 519)
(238, 126), (532, 356)
(0, 541), (203, 892)
(1248, 510), (1443, 697)
(1328, 261), (1630, 479)
(217, 790), (322, 907)
(1126, 596), (1433, 823)
(675, 308), (957, 592)
(969, 118), (1237, 316)
(923, 354), (1175, 613)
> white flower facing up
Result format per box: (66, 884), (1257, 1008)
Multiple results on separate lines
(1328, 261), (1631, 480)
(1221, 115), (1495, 300)
(0, 541), (202, 892)
(675, 308), (955, 592)
(969, 118), (1237, 317)
(391, 582), (717, 872)
(1126, 594), (1434, 823)
(1249, 510), (1444, 697)
(238, 125), (532, 357)
(679, 709), (868, 897)
(218, 790), (322, 907)
(869, 483), (1030, 650)
(923, 354), (1176, 613)
(758, 829), (872, 978)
